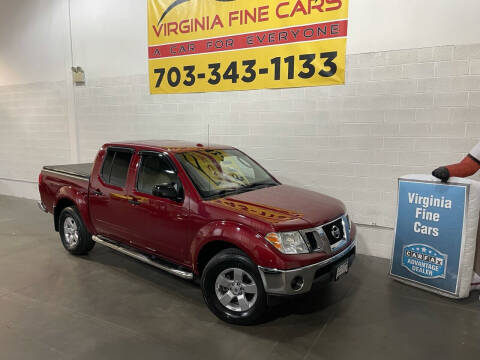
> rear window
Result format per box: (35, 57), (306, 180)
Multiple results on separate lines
(100, 149), (133, 187)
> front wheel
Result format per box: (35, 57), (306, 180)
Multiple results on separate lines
(201, 248), (267, 325)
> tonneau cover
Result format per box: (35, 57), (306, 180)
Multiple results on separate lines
(43, 163), (93, 180)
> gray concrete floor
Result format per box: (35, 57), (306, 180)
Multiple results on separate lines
(0, 195), (479, 360)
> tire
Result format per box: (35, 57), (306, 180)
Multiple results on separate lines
(59, 206), (95, 255)
(201, 248), (267, 325)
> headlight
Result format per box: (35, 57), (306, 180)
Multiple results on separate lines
(265, 231), (309, 254)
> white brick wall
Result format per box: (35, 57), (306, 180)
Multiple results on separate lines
(71, 43), (480, 230)
(1, 43), (480, 257)
(0, 81), (71, 199)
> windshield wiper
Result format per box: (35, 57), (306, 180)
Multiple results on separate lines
(204, 188), (240, 199)
(205, 182), (278, 200)
(241, 181), (278, 191)
(224, 182), (276, 197)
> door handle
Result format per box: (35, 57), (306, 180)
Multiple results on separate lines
(128, 197), (141, 206)
(92, 189), (103, 196)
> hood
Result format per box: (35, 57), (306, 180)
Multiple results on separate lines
(208, 184), (346, 232)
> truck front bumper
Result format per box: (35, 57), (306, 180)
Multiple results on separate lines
(258, 240), (356, 295)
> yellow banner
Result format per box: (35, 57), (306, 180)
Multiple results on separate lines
(148, 0), (348, 94)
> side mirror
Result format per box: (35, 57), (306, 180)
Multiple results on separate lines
(152, 183), (180, 201)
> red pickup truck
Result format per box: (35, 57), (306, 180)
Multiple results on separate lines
(38, 140), (356, 324)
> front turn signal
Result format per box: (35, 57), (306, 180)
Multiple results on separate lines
(265, 232), (283, 250)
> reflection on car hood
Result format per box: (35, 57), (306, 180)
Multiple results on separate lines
(208, 184), (346, 230)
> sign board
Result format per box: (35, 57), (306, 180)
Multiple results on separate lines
(147, 0), (348, 94)
(390, 179), (469, 296)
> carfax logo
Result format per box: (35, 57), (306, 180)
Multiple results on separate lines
(401, 243), (447, 279)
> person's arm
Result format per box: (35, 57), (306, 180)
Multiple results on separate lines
(432, 143), (480, 182)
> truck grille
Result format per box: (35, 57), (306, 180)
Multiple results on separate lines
(300, 215), (348, 253)
(323, 218), (345, 245)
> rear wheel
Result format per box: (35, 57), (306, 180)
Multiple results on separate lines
(201, 248), (267, 325)
(59, 207), (95, 255)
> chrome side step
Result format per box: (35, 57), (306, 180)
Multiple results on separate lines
(37, 201), (47, 213)
(92, 235), (193, 280)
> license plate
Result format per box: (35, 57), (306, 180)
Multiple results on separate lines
(335, 260), (349, 280)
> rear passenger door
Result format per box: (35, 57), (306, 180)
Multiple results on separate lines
(89, 147), (135, 243)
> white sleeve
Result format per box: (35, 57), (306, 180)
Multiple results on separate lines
(470, 142), (480, 161)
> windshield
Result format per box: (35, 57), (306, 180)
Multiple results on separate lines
(175, 149), (278, 199)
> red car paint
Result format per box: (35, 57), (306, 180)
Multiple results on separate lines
(39, 140), (356, 274)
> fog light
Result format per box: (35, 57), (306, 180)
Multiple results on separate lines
(291, 276), (304, 291)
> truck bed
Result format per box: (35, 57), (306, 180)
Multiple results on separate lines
(43, 163), (93, 180)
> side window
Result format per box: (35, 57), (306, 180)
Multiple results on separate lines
(100, 151), (115, 181)
(100, 149), (133, 187)
(137, 153), (177, 195)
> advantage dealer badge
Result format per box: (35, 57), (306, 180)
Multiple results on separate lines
(147, 0), (349, 94)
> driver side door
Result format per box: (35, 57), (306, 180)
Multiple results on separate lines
(126, 151), (189, 264)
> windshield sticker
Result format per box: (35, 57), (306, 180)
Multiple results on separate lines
(180, 150), (250, 188)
